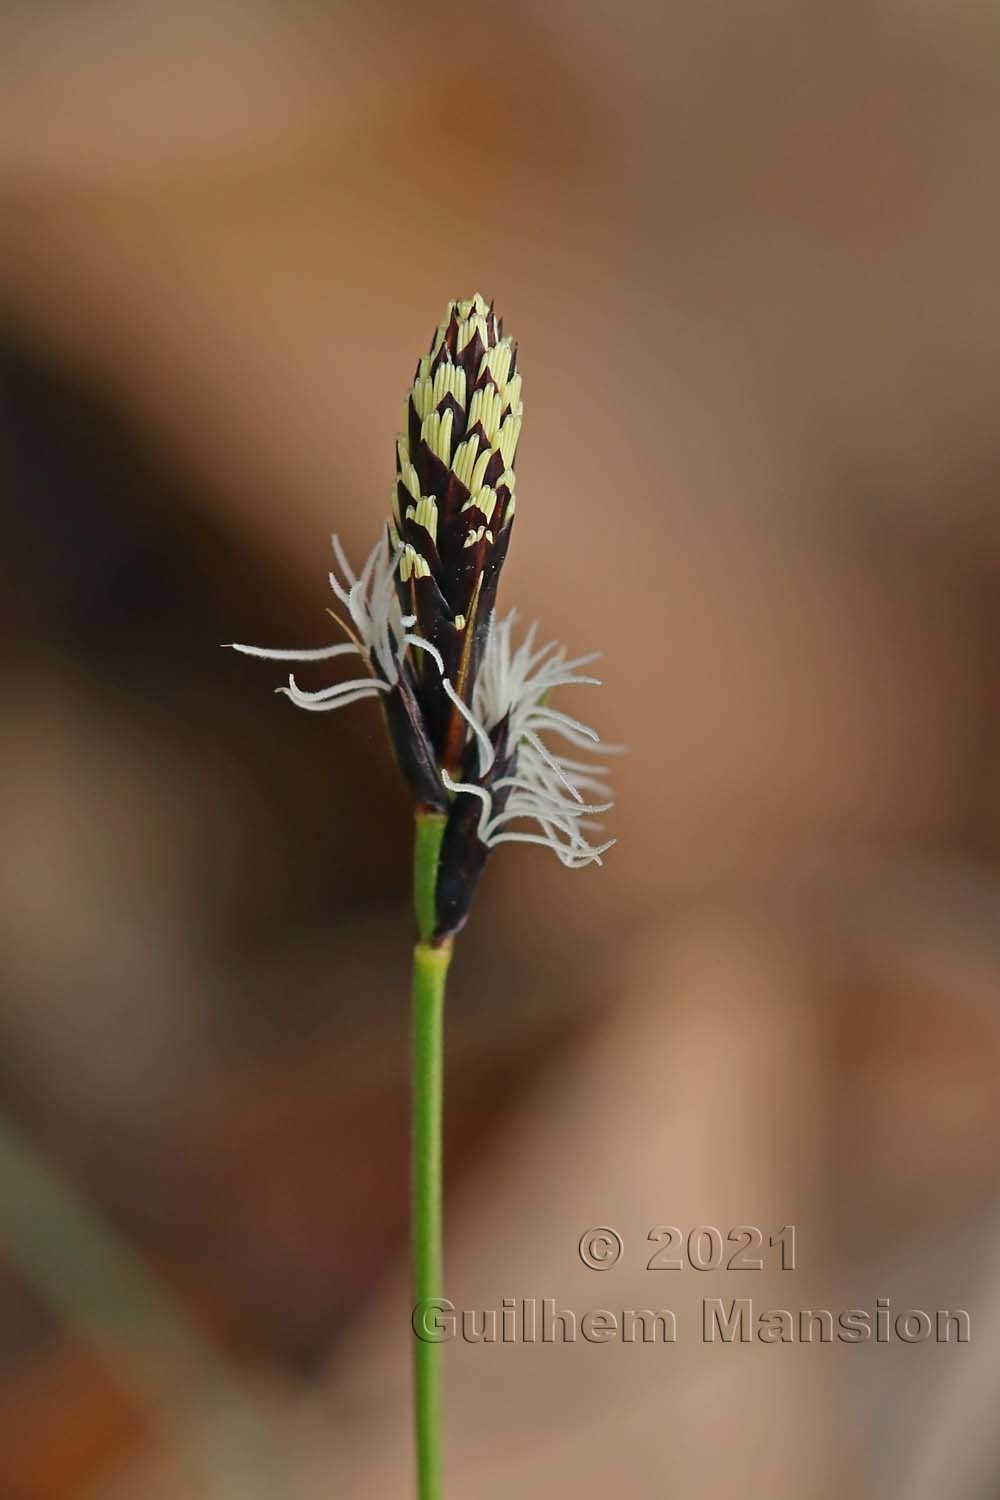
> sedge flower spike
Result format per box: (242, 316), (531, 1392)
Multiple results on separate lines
(391, 294), (520, 776)
(229, 293), (614, 939)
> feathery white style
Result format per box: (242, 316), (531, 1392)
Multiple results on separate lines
(229, 534), (440, 708)
(229, 535), (614, 869)
(443, 609), (615, 868)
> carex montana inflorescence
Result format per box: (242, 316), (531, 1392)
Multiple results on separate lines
(230, 295), (614, 938)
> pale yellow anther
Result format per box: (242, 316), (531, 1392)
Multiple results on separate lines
(457, 293), (489, 320)
(498, 413), (522, 468)
(390, 482), (401, 525)
(431, 296), (490, 356)
(479, 340), (513, 394)
(389, 519), (400, 548)
(506, 493), (517, 520)
(432, 360), (466, 411)
(463, 525), (494, 548)
(406, 495), (439, 544)
(504, 373), (522, 415)
(399, 544), (431, 582)
(462, 485), (497, 522)
(452, 436), (479, 490)
(400, 461), (421, 501)
(421, 408), (454, 466)
(468, 385), (503, 443)
(457, 314), (490, 353)
(453, 613), (467, 630)
(470, 447), (493, 492)
(411, 375), (434, 421)
(397, 435), (410, 471)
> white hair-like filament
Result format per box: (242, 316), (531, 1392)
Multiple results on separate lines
(229, 536), (615, 869)
(446, 608), (616, 868)
(228, 534), (410, 713)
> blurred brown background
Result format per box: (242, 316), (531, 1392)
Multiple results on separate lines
(2, 1), (1000, 1496)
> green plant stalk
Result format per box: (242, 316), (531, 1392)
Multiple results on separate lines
(411, 810), (451, 1499)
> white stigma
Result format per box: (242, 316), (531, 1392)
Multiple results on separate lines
(447, 609), (615, 869)
(228, 533), (411, 710)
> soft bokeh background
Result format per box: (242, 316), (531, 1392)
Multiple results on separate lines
(2, 2), (1000, 1495)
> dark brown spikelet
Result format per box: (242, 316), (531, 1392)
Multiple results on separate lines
(389, 294), (521, 775)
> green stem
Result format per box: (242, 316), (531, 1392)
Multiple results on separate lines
(411, 810), (451, 1499)
(413, 809), (447, 946)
